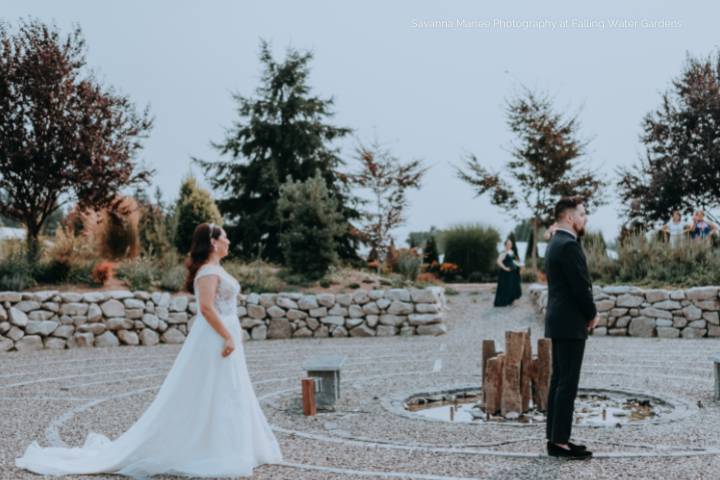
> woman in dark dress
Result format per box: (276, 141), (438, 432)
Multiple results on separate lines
(494, 238), (522, 307)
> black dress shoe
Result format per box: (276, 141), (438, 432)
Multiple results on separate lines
(547, 442), (592, 460)
(568, 441), (587, 451)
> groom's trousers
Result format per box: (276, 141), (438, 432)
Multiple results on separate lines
(546, 338), (586, 444)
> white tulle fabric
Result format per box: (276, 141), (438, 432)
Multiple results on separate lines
(15, 263), (282, 478)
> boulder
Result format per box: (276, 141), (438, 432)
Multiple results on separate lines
(628, 317), (655, 337)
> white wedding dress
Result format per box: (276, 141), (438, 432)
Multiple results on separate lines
(15, 263), (283, 478)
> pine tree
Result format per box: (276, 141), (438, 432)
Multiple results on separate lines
(277, 172), (344, 280)
(174, 176), (222, 255)
(196, 40), (360, 262)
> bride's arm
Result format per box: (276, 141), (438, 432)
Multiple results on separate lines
(196, 275), (233, 345)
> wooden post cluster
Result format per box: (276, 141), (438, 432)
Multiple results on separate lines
(482, 330), (552, 416)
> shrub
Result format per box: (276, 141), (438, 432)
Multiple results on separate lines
(0, 251), (36, 290)
(174, 175), (222, 255)
(223, 259), (284, 293)
(96, 196), (141, 261)
(396, 249), (422, 281)
(520, 268), (539, 283)
(440, 224), (500, 280)
(116, 256), (157, 290)
(277, 172), (344, 280)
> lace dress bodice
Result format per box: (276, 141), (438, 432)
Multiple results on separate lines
(194, 264), (241, 317)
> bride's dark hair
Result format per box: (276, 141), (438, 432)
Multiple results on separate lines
(183, 223), (221, 293)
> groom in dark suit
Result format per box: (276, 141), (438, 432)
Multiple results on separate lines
(544, 196), (598, 460)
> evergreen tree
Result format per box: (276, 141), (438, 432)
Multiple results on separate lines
(196, 40), (360, 262)
(136, 186), (172, 258)
(277, 172), (344, 280)
(174, 176), (222, 255)
(423, 233), (439, 265)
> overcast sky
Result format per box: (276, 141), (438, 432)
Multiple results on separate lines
(4, 1), (715, 245)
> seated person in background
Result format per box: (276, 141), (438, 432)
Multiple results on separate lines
(544, 223), (558, 241)
(689, 209), (718, 240)
(661, 210), (688, 246)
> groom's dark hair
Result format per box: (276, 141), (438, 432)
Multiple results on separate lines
(554, 196), (583, 221)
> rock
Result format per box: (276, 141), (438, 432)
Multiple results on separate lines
(298, 295), (319, 310)
(400, 326), (415, 336)
(118, 330), (139, 345)
(386, 289), (411, 302)
(366, 315), (379, 328)
(348, 305), (364, 318)
(316, 293), (335, 307)
(653, 300), (681, 310)
(259, 293), (277, 308)
(59, 292), (82, 302)
(379, 314), (405, 326)
(609, 308), (629, 318)
(82, 292), (107, 303)
(240, 317), (264, 329)
(14, 301), (41, 312)
(0, 336), (13, 352)
(352, 291), (370, 304)
(417, 323), (448, 336)
(142, 313), (159, 330)
(8, 307), (28, 327)
(408, 314), (442, 326)
(15, 335), (44, 352)
(156, 307), (169, 321)
(78, 323), (106, 335)
(682, 305), (703, 320)
(346, 318), (363, 328)
(134, 291), (151, 300)
(28, 310), (55, 321)
(657, 327), (680, 338)
(309, 307), (328, 317)
(7, 326), (24, 341)
(645, 289), (669, 303)
(616, 294), (644, 308)
(167, 312), (188, 324)
(286, 309), (307, 320)
(703, 311), (720, 325)
(52, 324), (75, 339)
(350, 324), (376, 337)
(41, 302), (59, 313)
(107, 317), (134, 330)
(72, 316), (88, 326)
(682, 327), (706, 338)
(188, 302), (198, 315)
(673, 316), (689, 328)
(331, 326), (349, 337)
(100, 299), (125, 318)
(376, 298), (391, 310)
(247, 304), (266, 319)
(0, 292), (22, 302)
(387, 301), (413, 315)
(266, 306), (286, 318)
(376, 325), (397, 336)
(669, 290), (686, 300)
(602, 285), (631, 295)
(0, 321), (10, 334)
(87, 304), (103, 322)
(639, 307), (672, 320)
(25, 320), (59, 336)
(94, 331), (119, 347)
(694, 299), (720, 311)
(169, 296), (189, 312)
(267, 318), (292, 339)
(44, 337), (66, 350)
(292, 327), (313, 338)
(708, 325), (720, 337)
(276, 297), (298, 310)
(687, 287), (719, 300)
(595, 299), (615, 312)
(313, 325), (329, 338)
(0, 305), (5, 321)
(688, 320), (707, 329)
(151, 292), (171, 308)
(71, 332), (94, 348)
(321, 316), (345, 326)
(415, 303), (441, 314)
(251, 324), (267, 340)
(327, 305), (347, 316)
(306, 317), (320, 330)
(608, 328), (627, 336)
(161, 328), (186, 344)
(245, 293), (260, 305)
(593, 327), (607, 336)
(410, 288), (440, 303)
(368, 289), (384, 300)
(628, 317), (655, 337)
(139, 329), (160, 346)
(332, 294), (350, 307)
(124, 298), (146, 310)
(655, 319), (673, 327)
(60, 302), (88, 316)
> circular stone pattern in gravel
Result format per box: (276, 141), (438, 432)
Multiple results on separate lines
(4, 284), (720, 479)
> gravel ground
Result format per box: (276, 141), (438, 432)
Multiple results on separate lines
(3, 284), (720, 479)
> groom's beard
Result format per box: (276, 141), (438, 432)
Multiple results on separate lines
(575, 225), (586, 238)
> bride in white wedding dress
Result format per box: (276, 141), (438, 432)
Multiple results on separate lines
(16, 222), (283, 478)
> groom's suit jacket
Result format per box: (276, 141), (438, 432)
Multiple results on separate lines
(543, 229), (597, 340)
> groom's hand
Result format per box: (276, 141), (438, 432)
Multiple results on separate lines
(587, 315), (599, 332)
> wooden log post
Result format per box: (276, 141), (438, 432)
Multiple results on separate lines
(302, 378), (317, 416)
(483, 354), (504, 416)
(520, 330), (533, 412)
(533, 338), (552, 412)
(481, 339), (497, 385)
(501, 331), (525, 416)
